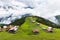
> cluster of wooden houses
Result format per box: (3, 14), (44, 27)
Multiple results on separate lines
(0, 24), (19, 33)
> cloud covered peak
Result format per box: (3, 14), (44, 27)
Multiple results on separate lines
(0, 0), (60, 24)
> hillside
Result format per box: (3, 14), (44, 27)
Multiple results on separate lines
(0, 17), (60, 40)
(10, 17), (26, 26)
(10, 16), (60, 28)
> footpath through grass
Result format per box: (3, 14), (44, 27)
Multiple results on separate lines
(0, 17), (60, 40)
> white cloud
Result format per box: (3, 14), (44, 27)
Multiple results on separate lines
(0, 0), (60, 19)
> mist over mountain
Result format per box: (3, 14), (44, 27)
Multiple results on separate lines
(0, 0), (60, 25)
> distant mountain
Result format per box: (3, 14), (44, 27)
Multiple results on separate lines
(47, 15), (60, 25)
(0, 17), (3, 21)
(0, 13), (32, 24)
(35, 16), (60, 28)
(55, 15), (60, 25)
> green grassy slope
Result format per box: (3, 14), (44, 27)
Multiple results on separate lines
(0, 17), (60, 40)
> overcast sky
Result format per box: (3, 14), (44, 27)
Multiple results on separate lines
(0, 0), (60, 19)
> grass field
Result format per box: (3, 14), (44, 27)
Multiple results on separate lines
(0, 17), (60, 40)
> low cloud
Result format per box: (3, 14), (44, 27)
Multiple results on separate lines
(0, 0), (60, 19)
